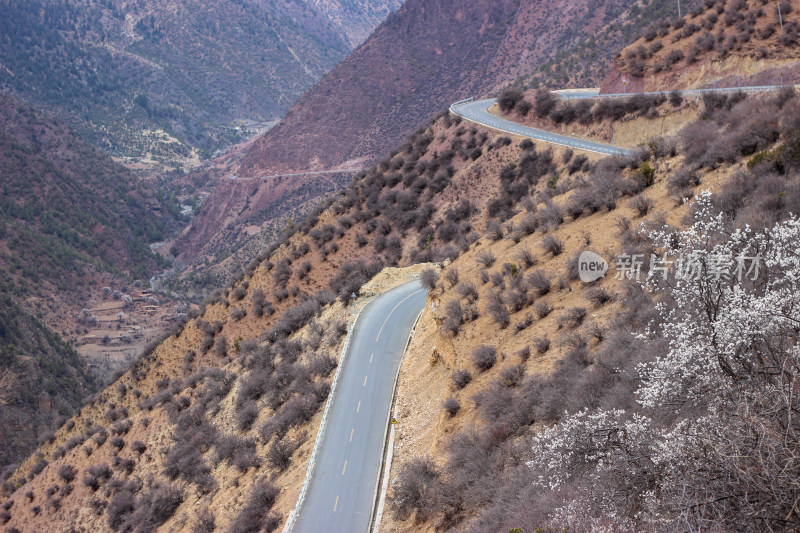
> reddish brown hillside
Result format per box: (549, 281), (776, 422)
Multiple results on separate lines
(603, 0), (800, 92)
(237, 0), (628, 178)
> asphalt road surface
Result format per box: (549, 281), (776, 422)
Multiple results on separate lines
(292, 279), (427, 533)
(451, 98), (633, 156)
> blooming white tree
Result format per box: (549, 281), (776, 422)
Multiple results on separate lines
(525, 192), (800, 531)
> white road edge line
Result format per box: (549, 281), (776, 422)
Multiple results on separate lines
(370, 304), (426, 533)
(283, 308), (359, 533)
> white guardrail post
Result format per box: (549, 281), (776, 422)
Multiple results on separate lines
(283, 318), (357, 533)
(449, 96), (473, 113)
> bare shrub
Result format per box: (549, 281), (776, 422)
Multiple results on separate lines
(472, 345), (497, 372)
(499, 365), (525, 388)
(456, 282), (479, 302)
(630, 194), (654, 216)
(444, 299), (464, 335)
(586, 287), (614, 306)
(486, 291), (510, 329)
(57, 464), (76, 482)
(130, 441), (147, 455)
(420, 268), (439, 290)
(214, 335), (227, 358)
(541, 235), (564, 256)
(236, 401), (259, 431)
(534, 89), (558, 118)
(107, 489), (135, 530)
(232, 286), (247, 301)
(514, 313), (534, 333)
(443, 398), (461, 417)
(392, 457), (441, 522)
(476, 250), (496, 268)
(534, 336), (551, 354)
(192, 508), (216, 533)
(267, 437), (300, 471)
(559, 306), (587, 328)
(498, 88), (523, 112)
(534, 300), (553, 319)
(443, 268), (459, 288)
(516, 248), (536, 269)
(228, 481), (280, 533)
(527, 270), (551, 296)
(451, 369), (472, 390)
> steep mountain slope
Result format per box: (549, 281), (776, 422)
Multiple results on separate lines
(174, 0), (675, 293)
(238, 0), (608, 176)
(0, 93), (177, 468)
(0, 93), (172, 308)
(603, 0), (800, 92)
(312, 0), (404, 47)
(0, 0), (400, 163)
(0, 296), (98, 470)
(523, 0), (704, 88)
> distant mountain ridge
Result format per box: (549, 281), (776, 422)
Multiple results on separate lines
(238, 0), (678, 177)
(0, 0), (401, 161)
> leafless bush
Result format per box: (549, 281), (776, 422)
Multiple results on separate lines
(57, 464), (76, 483)
(541, 235), (564, 256)
(534, 300), (553, 319)
(514, 313), (534, 333)
(443, 268), (459, 288)
(630, 194), (654, 217)
(267, 437), (300, 471)
(451, 369), (472, 390)
(527, 270), (551, 296)
(537, 201), (563, 230)
(420, 268), (439, 290)
(486, 291), (510, 329)
(498, 88), (524, 112)
(443, 398), (461, 417)
(476, 250), (496, 268)
(214, 335), (227, 358)
(486, 221), (504, 241)
(472, 345), (497, 372)
(534, 89), (558, 118)
(192, 508), (216, 533)
(534, 336), (551, 354)
(444, 299), (464, 335)
(236, 401), (259, 431)
(500, 365), (525, 388)
(228, 481), (280, 533)
(456, 282), (479, 303)
(586, 287), (614, 306)
(559, 306), (587, 328)
(516, 248), (537, 269)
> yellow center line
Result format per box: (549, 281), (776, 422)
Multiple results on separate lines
(342, 460), (347, 476)
(333, 495), (339, 512)
(376, 289), (424, 342)
(357, 401), (361, 413)
(350, 428), (354, 442)
(363, 375), (368, 387)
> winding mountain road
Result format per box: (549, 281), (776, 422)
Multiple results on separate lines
(451, 97), (632, 156)
(290, 279), (427, 533)
(451, 85), (785, 156)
